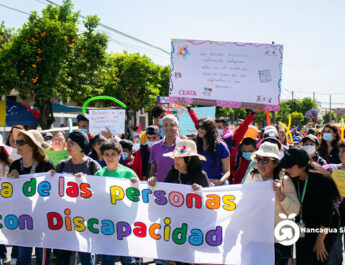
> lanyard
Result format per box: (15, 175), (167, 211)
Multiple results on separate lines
(297, 175), (309, 204)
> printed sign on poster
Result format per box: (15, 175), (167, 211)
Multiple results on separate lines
(169, 39), (283, 111)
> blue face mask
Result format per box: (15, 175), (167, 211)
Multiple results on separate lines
(159, 118), (164, 127)
(242, 152), (253, 161)
(323, 133), (333, 142)
(122, 152), (129, 160)
(79, 129), (88, 135)
(218, 129), (224, 136)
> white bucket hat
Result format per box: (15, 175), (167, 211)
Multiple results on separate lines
(12, 128), (45, 153)
(163, 139), (206, 161)
(251, 141), (280, 161)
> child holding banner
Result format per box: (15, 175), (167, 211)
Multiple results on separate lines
(94, 139), (137, 265)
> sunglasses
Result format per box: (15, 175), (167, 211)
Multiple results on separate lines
(254, 157), (275, 164)
(15, 140), (29, 146)
(196, 125), (206, 130)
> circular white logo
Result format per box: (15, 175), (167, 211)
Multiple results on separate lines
(274, 213), (300, 246)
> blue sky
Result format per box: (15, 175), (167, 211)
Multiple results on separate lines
(1, 0), (345, 108)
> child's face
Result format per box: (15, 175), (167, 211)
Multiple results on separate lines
(103, 149), (121, 168)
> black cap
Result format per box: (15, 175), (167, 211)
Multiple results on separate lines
(90, 134), (106, 146)
(279, 146), (310, 169)
(146, 125), (160, 135)
(77, 114), (89, 122)
(302, 134), (319, 146)
(68, 130), (90, 154)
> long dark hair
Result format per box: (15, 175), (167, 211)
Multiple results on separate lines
(196, 118), (218, 168)
(6, 125), (24, 146)
(21, 133), (48, 162)
(319, 123), (340, 155)
(308, 162), (341, 202)
(0, 146), (13, 166)
(184, 156), (203, 175)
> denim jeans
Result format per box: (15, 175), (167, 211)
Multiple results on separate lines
(17, 247), (51, 265)
(101, 255), (136, 265)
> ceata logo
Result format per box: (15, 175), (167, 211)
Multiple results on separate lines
(179, 90), (197, 96)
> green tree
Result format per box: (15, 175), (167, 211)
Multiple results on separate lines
(233, 108), (247, 122)
(275, 102), (291, 124)
(59, 15), (109, 104)
(157, 65), (170, 96)
(253, 111), (267, 126)
(284, 99), (301, 113)
(0, 1), (108, 128)
(104, 52), (161, 112)
(216, 107), (233, 118)
(0, 22), (13, 48)
(290, 112), (304, 126)
(323, 111), (337, 123)
(300, 97), (316, 116)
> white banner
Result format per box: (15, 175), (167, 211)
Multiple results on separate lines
(169, 39), (283, 111)
(89, 109), (125, 135)
(0, 173), (274, 265)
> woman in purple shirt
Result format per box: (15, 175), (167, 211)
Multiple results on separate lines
(196, 118), (230, 185)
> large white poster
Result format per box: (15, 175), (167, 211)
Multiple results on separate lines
(89, 109), (126, 135)
(169, 39), (283, 111)
(0, 173), (275, 265)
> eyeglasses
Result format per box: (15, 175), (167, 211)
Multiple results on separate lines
(254, 157), (275, 164)
(15, 140), (29, 146)
(67, 140), (75, 147)
(196, 125), (206, 130)
(53, 138), (65, 143)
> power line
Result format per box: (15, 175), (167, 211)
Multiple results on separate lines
(43, 0), (170, 55)
(0, 3), (30, 16)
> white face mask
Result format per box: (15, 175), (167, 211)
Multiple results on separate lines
(146, 141), (158, 149)
(132, 143), (140, 152)
(46, 140), (52, 146)
(303, 145), (316, 155)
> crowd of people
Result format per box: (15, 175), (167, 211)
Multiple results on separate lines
(0, 104), (345, 265)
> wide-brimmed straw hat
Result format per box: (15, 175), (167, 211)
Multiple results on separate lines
(163, 139), (206, 161)
(12, 128), (45, 153)
(251, 141), (280, 161)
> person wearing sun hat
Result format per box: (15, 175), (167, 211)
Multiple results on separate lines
(279, 146), (341, 265)
(149, 139), (209, 190)
(7, 128), (55, 265)
(244, 142), (300, 265)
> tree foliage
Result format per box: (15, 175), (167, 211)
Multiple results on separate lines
(323, 111), (337, 123)
(104, 52), (162, 112)
(0, 1), (110, 128)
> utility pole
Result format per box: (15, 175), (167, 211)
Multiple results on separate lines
(313, 92), (315, 102)
(329, 94), (332, 122)
(291, 91), (294, 112)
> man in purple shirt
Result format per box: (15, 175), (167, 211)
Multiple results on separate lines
(148, 114), (179, 184)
